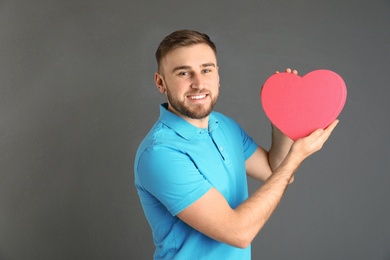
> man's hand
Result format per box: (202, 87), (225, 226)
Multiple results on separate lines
(289, 119), (339, 164)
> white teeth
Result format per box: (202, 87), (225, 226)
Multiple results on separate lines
(189, 95), (206, 100)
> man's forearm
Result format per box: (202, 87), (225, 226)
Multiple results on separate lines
(268, 125), (294, 171)
(221, 121), (338, 247)
(234, 151), (301, 247)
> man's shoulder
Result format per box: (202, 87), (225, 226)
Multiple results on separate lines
(138, 121), (172, 147)
(136, 119), (189, 156)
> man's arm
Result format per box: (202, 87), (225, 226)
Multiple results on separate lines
(245, 125), (294, 182)
(177, 120), (338, 248)
(268, 68), (297, 172)
(246, 68), (297, 182)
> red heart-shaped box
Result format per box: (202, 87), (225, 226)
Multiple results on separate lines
(261, 69), (347, 140)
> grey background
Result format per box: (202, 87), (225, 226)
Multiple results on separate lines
(1, 0), (389, 259)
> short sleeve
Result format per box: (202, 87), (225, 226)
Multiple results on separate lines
(240, 127), (258, 160)
(136, 145), (212, 216)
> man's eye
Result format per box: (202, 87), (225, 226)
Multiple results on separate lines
(178, 71), (190, 76)
(203, 69), (212, 73)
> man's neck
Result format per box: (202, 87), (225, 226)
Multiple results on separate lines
(184, 116), (209, 129)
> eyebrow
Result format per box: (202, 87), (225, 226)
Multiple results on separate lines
(171, 62), (216, 73)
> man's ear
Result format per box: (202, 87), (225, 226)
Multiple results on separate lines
(154, 72), (166, 94)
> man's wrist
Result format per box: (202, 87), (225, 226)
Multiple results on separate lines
(277, 150), (303, 174)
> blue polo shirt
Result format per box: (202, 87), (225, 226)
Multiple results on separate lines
(134, 103), (258, 259)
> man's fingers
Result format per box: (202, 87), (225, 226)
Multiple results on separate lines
(285, 68), (298, 74)
(274, 68), (298, 74)
(297, 119), (339, 155)
(322, 119), (339, 139)
(314, 119), (339, 147)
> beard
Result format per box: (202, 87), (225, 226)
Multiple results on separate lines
(166, 88), (219, 119)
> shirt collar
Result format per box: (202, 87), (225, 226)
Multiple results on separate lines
(159, 103), (219, 140)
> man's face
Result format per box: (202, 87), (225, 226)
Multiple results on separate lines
(155, 44), (220, 125)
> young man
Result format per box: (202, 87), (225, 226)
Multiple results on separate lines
(134, 30), (338, 259)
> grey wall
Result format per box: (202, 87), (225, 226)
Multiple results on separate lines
(1, 0), (389, 259)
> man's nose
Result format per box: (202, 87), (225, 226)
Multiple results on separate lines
(191, 73), (204, 89)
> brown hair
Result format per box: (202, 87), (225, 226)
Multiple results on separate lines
(155, 30), (217, 72)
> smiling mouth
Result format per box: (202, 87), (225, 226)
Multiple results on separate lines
(188, 94), (207, 100)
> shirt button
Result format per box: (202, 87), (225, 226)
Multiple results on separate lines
(219, 147), (223, 151)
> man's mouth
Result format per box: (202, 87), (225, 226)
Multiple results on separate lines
(188, 94), (207, 100)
